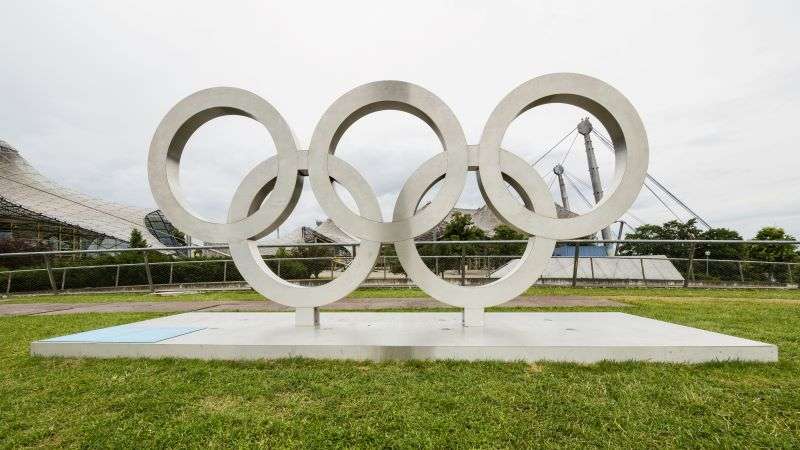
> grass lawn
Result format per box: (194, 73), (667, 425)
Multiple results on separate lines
(0, 287), (427, 304)
(4, 285), (800, 304)
(1, 290), (799, 448)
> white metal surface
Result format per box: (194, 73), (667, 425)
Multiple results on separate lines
(478, 73), (648, 239)
(227, 155), (380, 308)
(146, 74), (649, 319)
(393, 150), (555, 308)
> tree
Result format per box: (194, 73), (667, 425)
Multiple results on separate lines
(617, 219), (703, 258)
(128, 229), (149, 248)
(290, 244), (336, 279)
(747, 227), (797, 283)
(748, 227), (797, 262)
(617, 220), (751, 281)
(387, 213), (487, 276)
(267, 248), (309, 280)
(491, 224), (527, 256)
(696, 227), (744, 261)
(692, 227), (743, 280)
(441, 212), (486, 241)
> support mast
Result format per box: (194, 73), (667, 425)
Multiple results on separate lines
(553, 164), (570, 211)
(577, 118), (614, 255)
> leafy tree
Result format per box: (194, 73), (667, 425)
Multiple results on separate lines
(441, 212), (486, 241)
(746, 227), (798, 283)
(692, 227), (743, 281)
(290, 245), (337, 279)
(128, 229), (149, 248)
(387, 213), (487, 276)
(617, 220), (750, 281)
(748, 227), (797, 262)
(267, 248), (309, 280)
(437, 213), (487, 275)
(696, 227), (744, 261)
(491, 224), (526, 256)
(617, 219), (703, 258)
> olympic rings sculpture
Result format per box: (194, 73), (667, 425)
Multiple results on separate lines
(148, 73), (649, 319)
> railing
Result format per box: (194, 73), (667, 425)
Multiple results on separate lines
(1, 240), (798, 295)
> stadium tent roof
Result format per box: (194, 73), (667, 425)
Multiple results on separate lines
(255, 219), (357, 256)
(0, 139), (164, 248)
(491, 255), (684, 281)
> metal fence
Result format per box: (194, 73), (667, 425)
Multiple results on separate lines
(1, 240), (798, 295)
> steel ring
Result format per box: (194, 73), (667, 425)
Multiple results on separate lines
(308, 80), (469, 242)
(478, 73), (649, 239)
(228, 155), (381, 308)
(148, 87), (301, 242)
(393, 150), (556, 308)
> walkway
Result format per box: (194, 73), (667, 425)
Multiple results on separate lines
(0, 296), (626, 316)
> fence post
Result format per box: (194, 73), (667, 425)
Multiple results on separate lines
(571, 242), (580, 288)
(738, 261), (745, 283)
(61, 268), (67, 290)
(460, 245), (466, 286)
(383, 255), (387, 280)
(589, 257), (595, 280)
(640, 258), (647, 286)
(788, 263), (794, 285)
(683, 243), (696, 288)
(43, 254), (58, 294)
(169, 262), (174, 284)
(115, 265), (121, 287)
(223, 261), (228, 282)
(5, 273), (11, 295)
(142, 251), (154, 292)
(277, 259), (282, 277)
(352, 244), (357, 258)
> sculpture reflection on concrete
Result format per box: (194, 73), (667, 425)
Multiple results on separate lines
(147, 73), (649, 327)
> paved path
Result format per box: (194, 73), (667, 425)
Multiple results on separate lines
(0, 296), (627, 317)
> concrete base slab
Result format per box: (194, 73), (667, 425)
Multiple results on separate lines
(31, 312), (777, 364)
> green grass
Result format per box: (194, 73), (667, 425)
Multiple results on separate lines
(4, 285), (800, 304)
(0, 287), (432, 304)
(524, 285), (800, 301)
(1, 296), (800, 447)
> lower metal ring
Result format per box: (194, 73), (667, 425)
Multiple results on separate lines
(228, 155), (381, 308)
(392, 150), (556, 308)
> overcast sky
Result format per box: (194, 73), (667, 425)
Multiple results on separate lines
(2, 0), (799, 240)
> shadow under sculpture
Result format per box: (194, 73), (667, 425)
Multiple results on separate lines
(147, 73), (649, 327)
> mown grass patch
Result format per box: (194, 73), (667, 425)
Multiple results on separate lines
(5, 285), (800, 305)
(1, 297), (799, 448)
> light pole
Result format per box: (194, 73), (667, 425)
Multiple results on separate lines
(705, 250), (711, 276)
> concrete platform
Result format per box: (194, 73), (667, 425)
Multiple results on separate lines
(30, 312), (777, 364)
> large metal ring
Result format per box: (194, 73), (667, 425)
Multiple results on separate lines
(393, 151), (556, 308)
(308, 80), (469, 242)
(478, 73), (649, 239)
(228, 155), (381, 308)
(149, 75), (649, 311)
(148, 87), (301, 242)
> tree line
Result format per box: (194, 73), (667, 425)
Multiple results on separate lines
(2, 216), (798, 291)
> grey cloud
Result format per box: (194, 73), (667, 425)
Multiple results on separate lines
(1, 0), (798, 240)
